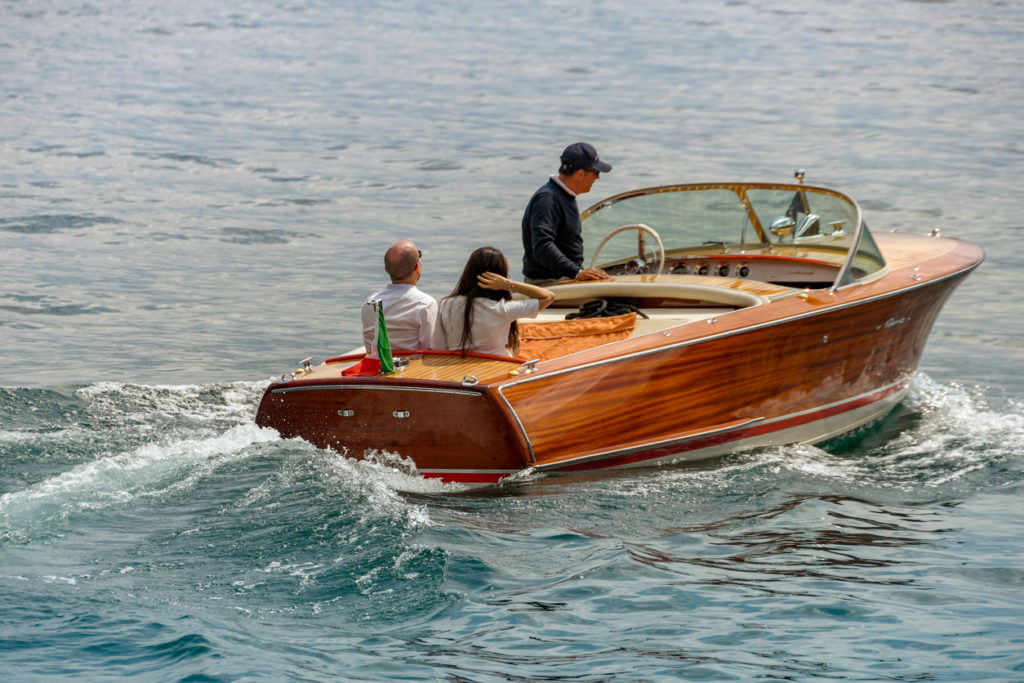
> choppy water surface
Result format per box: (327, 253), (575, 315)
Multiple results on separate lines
(2, 0), (1022, 680)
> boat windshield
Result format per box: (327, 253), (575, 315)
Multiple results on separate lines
(580, 182), (885, 288)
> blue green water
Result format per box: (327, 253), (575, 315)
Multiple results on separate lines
(2, 0), (1023, 680)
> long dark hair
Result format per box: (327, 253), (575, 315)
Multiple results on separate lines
(444, 246), (518, 354)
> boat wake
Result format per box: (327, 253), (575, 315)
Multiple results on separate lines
(0, 381), (274, 543)
(0, 380), (468, 546)
(814, 373), (1024, 495)
(0, 422), (278, 539)
(1, 372), (1021, 672)
(656, 372), (1024, 504)
(1, 371), (1020, 544)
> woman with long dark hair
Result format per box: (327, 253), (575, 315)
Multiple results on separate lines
(433, 246), (555, 356)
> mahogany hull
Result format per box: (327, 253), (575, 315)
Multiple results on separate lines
(255, 252), (978, 485)
(256, 380), (530, 482)
(503, 271), (964, 469)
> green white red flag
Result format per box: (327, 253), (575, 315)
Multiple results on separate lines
(371, 300), (394, 374)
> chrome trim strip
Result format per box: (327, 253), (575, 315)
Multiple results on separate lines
(757, 376), (909, 425)
(500, 398), (537, 464)
(271, 384), (481, 397)
(418, 469), (520, 475)
(532, 417), (766, 470)
(531, 377), (909, 472)
(832, 197), (867, 289)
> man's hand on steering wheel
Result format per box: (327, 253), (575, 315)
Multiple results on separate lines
(576, 267), (610, 281)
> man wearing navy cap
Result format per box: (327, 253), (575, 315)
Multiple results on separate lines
(521, 142), (612, 284)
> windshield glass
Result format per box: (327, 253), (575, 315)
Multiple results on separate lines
(580, 182), (884, 287)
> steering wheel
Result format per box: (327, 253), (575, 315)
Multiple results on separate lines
(591, 223), (666, 275)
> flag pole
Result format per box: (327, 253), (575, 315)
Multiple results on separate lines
(371, 300), (395, 375)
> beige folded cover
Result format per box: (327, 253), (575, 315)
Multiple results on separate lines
(518, 312), (636, 361)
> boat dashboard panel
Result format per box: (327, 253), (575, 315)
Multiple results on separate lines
(602, 252), (841, 289)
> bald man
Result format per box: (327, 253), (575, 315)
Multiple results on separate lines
(361, 240), (438, 355)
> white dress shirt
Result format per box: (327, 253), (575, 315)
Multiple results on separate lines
(362, 284), (438, 356)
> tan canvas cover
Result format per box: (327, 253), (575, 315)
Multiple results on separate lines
(518, 312), (636, 361)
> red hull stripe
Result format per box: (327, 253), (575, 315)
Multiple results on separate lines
(418, 471), (512, 484)
(552, 378), (910, 473)
(413, 378), (909, 484)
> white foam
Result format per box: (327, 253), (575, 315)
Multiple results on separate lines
(73, 380), (267, 428)
(358, 449), (467, 496)
(234, 442), (439, 533)
(873, 374), (1024, 484)
(0, 422), (279, 524)
(0, 429), (51, 443)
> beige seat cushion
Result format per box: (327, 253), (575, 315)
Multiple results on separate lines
(518, 312), (636, 361)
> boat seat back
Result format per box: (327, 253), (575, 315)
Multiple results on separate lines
(547, 281), (763, 309)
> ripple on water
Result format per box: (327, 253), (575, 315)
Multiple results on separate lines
(0, 293), (118, 317)
(217, 227), (310, 244)
(0, 214), (123, 234)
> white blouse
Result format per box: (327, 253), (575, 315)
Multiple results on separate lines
(432, 296), (540, 356)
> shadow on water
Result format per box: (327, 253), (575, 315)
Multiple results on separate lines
(643, 493), (950, 589)
(818, 402), (923, 456)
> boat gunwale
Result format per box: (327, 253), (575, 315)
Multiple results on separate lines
(270, 382), (486, 397)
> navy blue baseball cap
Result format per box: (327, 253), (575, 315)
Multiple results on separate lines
(560, 142), (612, 173)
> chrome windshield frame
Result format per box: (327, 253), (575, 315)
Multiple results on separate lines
(580, 181), (873, 290)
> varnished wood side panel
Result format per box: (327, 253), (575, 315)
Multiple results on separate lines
(502, 273), (967, 464)
(256, 383), (528, 470)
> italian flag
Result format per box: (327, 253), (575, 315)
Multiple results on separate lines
(371, 300), (395, 374)
(342, 300), (395, 377)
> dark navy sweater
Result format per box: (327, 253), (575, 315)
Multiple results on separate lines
(521, 179), (583, 280)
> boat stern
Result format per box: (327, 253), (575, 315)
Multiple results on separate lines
(255, 370), (531, 484)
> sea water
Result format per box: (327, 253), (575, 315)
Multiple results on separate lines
(2, 0), (1023, 680)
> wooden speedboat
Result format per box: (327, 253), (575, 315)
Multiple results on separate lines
(255, 179), (984, 485)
